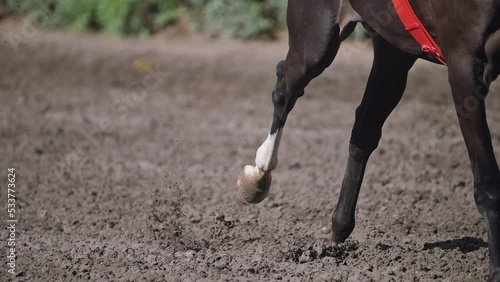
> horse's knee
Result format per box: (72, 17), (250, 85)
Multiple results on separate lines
(272, 60), (287, 108)
(272, 60), (303, 114)
(271, 48), (334, 118)
(276, 60), (286, 77)
(349, 111), (382, 158)
(303, 54), (330, 78)
(350, 132), (381, 157)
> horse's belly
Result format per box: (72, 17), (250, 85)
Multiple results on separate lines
(349, 0), (424, 55)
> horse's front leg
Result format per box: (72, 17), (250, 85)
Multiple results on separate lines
(237, 0), (352, 203)
(448, 51), (500, 282)
(331, 35), (417, 242)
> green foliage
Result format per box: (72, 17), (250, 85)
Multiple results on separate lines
(203, 0), (272, 38)
(350, 24), (368, 41)
(155, 0), (183, 28)
(7, 0), (188, 36)
(5, 1), (366, 40)
(6, 0), (288, 38)
(264, 0), (287, 27)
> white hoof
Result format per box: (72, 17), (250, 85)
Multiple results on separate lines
(237, 165), (272, 204)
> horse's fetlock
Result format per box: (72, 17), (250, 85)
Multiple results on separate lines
(332, 214), (354, 229)
(474, 187), (500, 217)
(474, 174), (500, 198)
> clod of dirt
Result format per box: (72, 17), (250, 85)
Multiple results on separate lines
(215, 213), (236, 229)
(375, 243), (392, 251)
(284, 241), (358, 265)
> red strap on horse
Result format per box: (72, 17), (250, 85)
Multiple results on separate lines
(392, 0), (447, 65)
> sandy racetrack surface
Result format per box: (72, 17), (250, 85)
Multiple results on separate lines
(2, 19), (500, 281)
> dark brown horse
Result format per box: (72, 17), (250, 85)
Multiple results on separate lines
(237, 0), (500, 280)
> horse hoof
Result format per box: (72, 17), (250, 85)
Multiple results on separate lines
(237, 165), (272, 204)
(490, 269), (500, 282)
(331, 215), (355, 243)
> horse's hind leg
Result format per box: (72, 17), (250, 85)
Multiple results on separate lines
(448, 51), (500, 282)
(237, 0), (349, 203)
(331, 35), (417, 242)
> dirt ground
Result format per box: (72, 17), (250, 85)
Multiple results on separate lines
(2, 19), (500, 281)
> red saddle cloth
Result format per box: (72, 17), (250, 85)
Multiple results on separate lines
(392, 0), (447, 65)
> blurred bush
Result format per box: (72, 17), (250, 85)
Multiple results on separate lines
(351, 24), (368, 41)
(6, 0), (287, 39)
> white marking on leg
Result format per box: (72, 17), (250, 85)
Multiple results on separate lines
(255, 129), (282, 172)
